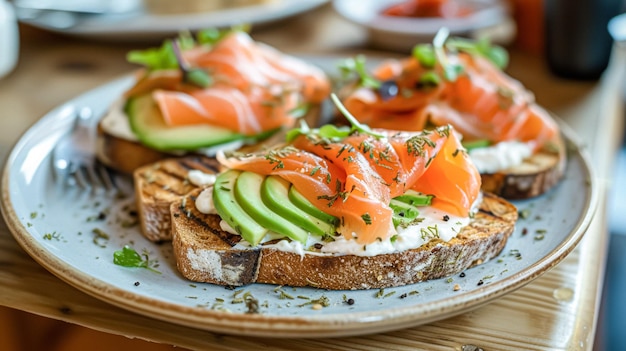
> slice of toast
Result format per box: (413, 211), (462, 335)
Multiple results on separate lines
(96, 122), (171, 174)
(479, 134), (567, 199)
(171, 190), (518, 290)
(134, 156), (221, 242)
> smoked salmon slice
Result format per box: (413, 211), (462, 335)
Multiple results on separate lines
(218, 124), (481, 244)
(341, 38), (559, 153)
(125, 30), (331, 137)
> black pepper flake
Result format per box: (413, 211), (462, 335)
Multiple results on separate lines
(399, 293), (408, 299)
(459, 272), (466, 278)
(97, 212), (107, 221)
(443, 215), (450, 222)
(522, 228), (528, 235)
(134, 281), (141, 286)
(477, 280), (484, 286)
(313, 243), (323, 250)
(173, 213), (180, 218)
(347, 298), (355, 305)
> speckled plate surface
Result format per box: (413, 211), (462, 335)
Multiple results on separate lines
(1, 57), (597, 338)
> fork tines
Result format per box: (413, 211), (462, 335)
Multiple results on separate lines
(66, 160), (117, 193)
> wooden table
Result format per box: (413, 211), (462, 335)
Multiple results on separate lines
(1, 4), (624, 350)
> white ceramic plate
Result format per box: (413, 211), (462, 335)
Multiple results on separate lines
(333, 0), (511, 51)
(16, 0), (327, 41)
(1, 56), (597, 338)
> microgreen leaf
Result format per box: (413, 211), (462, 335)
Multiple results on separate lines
(171, 40), (213, 89)
(432, 27), (465, 82)
(185, 68), (213, 88)
(461, 139), (491, 151)
(318, 124), (352, 139)
(417, 71), (441, 89)
(331, 93), (386, 139)
(113, 245), (161, 274)
(285, 119), (310, 142)
(338, 55), (382, 89)
(288, 103), (311, 119)
(127, 40), (178, 71)
(286, 94), (385, 142)
(412, 44), (436, 68)
(446, 36), (509, 69)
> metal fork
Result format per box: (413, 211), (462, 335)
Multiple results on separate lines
(51, 107), (116, 192)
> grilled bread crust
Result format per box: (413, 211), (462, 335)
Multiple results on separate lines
(134, 156), (221, 242)
(96, 123), (171, 174)
(479, 134), (567, 199)
(171, 190), (518, 290)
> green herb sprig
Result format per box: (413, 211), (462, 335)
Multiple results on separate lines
(338, 55), (381, 89)
(410, 27), (510, 87)
(113, 245), (161, 274)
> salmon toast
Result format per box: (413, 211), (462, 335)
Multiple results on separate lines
(337, 29), (566, 198)
(169, 103), (519, 289)
(97, 28), (331, 173)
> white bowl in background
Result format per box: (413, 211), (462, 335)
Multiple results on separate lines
(333, 0), (512, 52)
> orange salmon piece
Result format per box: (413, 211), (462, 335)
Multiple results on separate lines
(218, 126), (479, 244)
(153, 85), (299, 135)
(343, 52), (559, 152)
(411, 130), (481, 216)
(124, 31), (331, 136)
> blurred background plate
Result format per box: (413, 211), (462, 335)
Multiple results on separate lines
(333, 0), (513, 52)
(14, 0), (328, 42)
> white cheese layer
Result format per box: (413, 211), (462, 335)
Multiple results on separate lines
(100, 99), (138, 141)
(195, 187), (217, 214)
(187, 170), (217, 187)
(469, 141), (532, 173)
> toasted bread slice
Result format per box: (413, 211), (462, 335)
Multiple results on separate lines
(171, 190), (518, 290)
(96, 122), (171, 174)
(479, 134), (567, 199)
(134, 156), (221, 242)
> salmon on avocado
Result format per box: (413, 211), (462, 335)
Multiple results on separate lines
(96, 27), (331, 173)
(338, 28), (565, 198)
(165, 95), (518, 289)
(215, 94), (481, 245)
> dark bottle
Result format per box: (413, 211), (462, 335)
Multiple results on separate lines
(544, 0), (624, 80)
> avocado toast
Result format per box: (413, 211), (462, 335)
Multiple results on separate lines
(97, 28), (331, 174)
(165, 105), (519, 290)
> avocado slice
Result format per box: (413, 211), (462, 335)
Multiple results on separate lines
(261, 176), (336, 236)
(126, 94), (247, 151)
(389, 199), (421, 227)
(235, 172), (310, 244)
(287, 185), (339, 226)
(393, 189), (433, 206)
(212, 170), (268, 246)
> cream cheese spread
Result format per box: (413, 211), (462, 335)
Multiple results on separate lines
(195, 186), (481, 257)
(469, 141), (532, 173)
